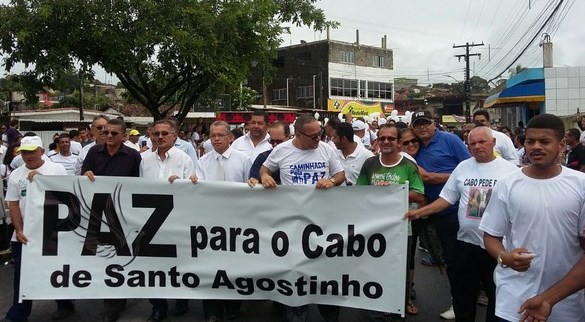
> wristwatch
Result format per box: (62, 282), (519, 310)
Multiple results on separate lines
(497, 251), (508, 268)
(329, 178), (337, 185)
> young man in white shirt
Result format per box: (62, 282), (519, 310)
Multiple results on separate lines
(331, 122), (373, 185)
(479, 114), (585, 322)
(49, 133), (78, 175)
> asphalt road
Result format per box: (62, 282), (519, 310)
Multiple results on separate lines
(0, 249), (486, 322)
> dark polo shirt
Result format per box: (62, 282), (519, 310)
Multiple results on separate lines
(81, 143), (141, 177)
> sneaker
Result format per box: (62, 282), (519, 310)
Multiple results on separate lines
(440, 305), (455, 320)
(477, 290), (488, 306)
(420, 254), (445, 266)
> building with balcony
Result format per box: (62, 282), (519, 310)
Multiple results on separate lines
(249, 36), (394, 118)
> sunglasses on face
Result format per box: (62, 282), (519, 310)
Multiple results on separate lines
(153, 131), (174, 137)
(299, 129), (324, 141)
(402, 138), (419, 146)
(101, 130), (120, 137)
(377, 136), (398, 142)
(269, 138), (284, 145)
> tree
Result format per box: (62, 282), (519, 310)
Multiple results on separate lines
(0, 0), (334, 122)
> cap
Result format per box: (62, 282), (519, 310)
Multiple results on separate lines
(352, 120), (367, 131)
(18, 136), (43, 152)
(411, 110), (433, 125)
(129, 129), (140, 136)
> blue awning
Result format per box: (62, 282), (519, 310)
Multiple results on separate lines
(485, 80), (544, 108)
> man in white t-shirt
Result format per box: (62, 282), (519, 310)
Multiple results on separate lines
(352, 120), (374, 150)
(331, 122), (373, 185)
(473, 110), (519, 165)
(231, 110), (271, 162)
(260, 114), (345, 322)
(3, 136), (74, 321)
(479, 114), (585, 322)
(405, 127), (518, 322)
(49, 133), (78, 175)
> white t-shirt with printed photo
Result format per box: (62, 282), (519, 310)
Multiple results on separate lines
(479, 167), (585, 322)
(440, 157), (518, 248)
(264, 140), (344, 186)
(6, 161), (67, 242)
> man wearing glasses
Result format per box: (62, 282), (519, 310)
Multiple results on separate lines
(81, 118), (142, 322)
(195, 120), (251, 321)
(75, 115), (109, 175)
(140, 119), (195, 322)
(248, 121), (291, 186)
(356, 123), (425, 320)
(231, 110), (272, 162)
(259, 113), (345, 322)
(411, 110), (470, 320)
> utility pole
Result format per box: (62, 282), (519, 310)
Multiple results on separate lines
(453, 42), (483, 122)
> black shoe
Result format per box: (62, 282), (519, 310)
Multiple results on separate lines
(102, 313), (119, 322)
(172, 304), (188, 317)
(51, 308), (74, 320)
(147, 310), (167, 322)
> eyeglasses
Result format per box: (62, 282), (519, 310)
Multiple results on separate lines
(153, 131), (175, 137)
(377, 136), (398, 142)
(402, 138), (419, 146)
(101, 130), (120, 137)
(269, 138), (284, 145)
(412, 121), (432, 129)
(298, 129), (323, 141)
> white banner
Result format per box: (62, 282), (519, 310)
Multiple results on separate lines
(21, 176), (408, 314)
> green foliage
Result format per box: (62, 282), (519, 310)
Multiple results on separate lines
(0, 0), (333, 122)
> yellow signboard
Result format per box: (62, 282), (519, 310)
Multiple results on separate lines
(327, 99), (392, 117)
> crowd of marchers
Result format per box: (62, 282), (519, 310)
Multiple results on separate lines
(1, 108), (585, 322)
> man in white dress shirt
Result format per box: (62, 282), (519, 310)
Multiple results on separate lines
(140, 119), (195, 321)
(195, 120), (251, 321)
(230, 110), (271, 161)
(196, 121), (251, 183)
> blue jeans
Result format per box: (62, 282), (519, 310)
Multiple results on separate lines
(5, 242), (73, 322)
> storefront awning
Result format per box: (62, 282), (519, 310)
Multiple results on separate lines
(484, 81), (545, 108)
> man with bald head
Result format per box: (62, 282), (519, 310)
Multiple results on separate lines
(405, 127), (518, 322)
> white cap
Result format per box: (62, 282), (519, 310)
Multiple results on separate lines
(18, 136), (43, 152)
(352, 120), (367, 131)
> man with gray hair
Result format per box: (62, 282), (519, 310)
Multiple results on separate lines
(405, 126), (518, 322)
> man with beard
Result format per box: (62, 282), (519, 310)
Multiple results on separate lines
(332, 122), (373, 185)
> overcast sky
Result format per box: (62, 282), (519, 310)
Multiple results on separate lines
(1, 0), (582, 86)
(284, 0), (583, 85)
